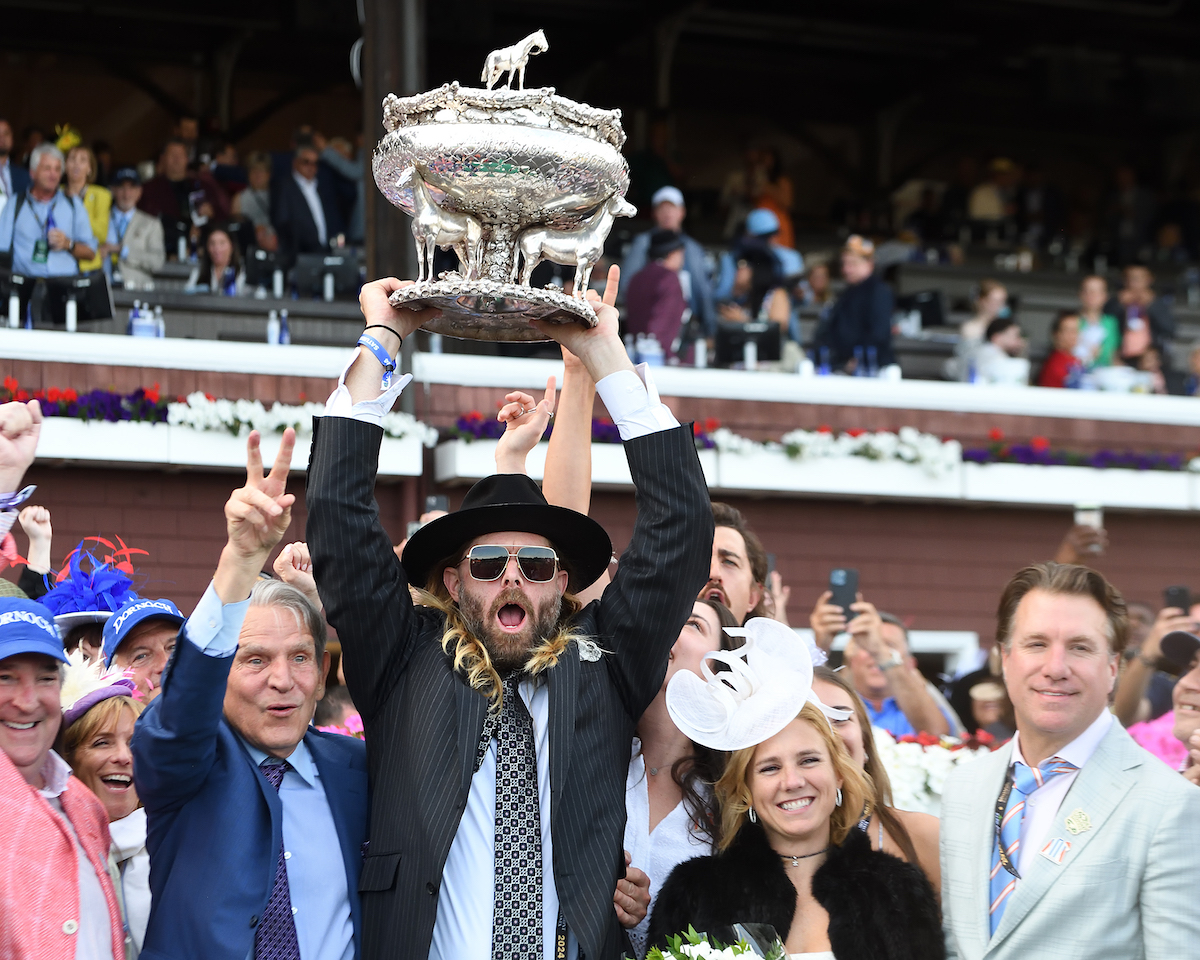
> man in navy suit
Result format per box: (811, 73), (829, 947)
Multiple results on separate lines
(132, 428), (368, 960)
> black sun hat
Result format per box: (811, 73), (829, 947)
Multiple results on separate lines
(402, 474), (612, 593)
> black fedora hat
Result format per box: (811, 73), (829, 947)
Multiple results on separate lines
(402, 474), (612, 593)
(1162, 630), (1200, 670)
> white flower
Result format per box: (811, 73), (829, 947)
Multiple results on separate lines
(165, 394), (437, 445)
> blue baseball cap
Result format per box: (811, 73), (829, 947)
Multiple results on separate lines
(102, 596), (185, 666)
(746, 208), (781, 237)
(0, 597), (68, 664)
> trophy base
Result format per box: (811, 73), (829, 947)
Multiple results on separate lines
(389, 278), (597, 341)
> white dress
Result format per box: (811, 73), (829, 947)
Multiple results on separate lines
(623, 740), (714, 958)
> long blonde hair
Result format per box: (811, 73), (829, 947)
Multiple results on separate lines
(415, 566), (586, 712)
(714, 701), (872, 851)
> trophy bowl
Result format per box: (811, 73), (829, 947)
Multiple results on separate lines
(372, 32), (634, 341)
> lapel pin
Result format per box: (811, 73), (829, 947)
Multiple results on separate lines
(1064, 808), (1092, 835)
(577, 637), (603, 662)
(1040, 837), (1071, 864)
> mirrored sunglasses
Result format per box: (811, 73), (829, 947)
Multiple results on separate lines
(465, 545), (559, 583)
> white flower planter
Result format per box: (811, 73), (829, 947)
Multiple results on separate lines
(35, 419), (424, 477)
(716, 447), (962, 500)
(37, 418), (166, 465)
(962, 462), (1191, 511)
(435, 439), (717, 489)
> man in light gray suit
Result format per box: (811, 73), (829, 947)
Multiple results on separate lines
(99, 168), (165, 290)
(940, 562), (1200, 960)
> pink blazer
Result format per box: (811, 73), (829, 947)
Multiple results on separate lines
(0, 750), (125, 960)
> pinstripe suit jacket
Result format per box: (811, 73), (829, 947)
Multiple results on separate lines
(940, 720), (1200, 960)
(305, 416), (714, 960)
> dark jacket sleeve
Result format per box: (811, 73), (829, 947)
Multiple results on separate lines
(17, 566), (48, 600)
(870, 280), (896, 366)
(593, 423), (713, 720)
(130, 633), (233, 814)
(305, 415), (430, 721)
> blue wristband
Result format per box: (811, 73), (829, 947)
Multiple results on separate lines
(357, 334), (397, 388)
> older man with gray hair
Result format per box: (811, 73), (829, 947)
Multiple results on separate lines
(132, 429), (369, 960)
(0, 142), (95, 279)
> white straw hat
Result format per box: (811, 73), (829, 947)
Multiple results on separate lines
(666, 617), (847, 752)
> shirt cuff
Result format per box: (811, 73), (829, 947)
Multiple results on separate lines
(323, 346), (413, 426)
(594, 363), (680, 441)
(184, 581), (252, 658)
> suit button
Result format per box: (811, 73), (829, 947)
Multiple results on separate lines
(426, 882), (436, 896)
(62, 920), (78, 935)
(250, 915), (259, 928)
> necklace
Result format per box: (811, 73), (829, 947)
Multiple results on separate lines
(778, 847), (830, 867)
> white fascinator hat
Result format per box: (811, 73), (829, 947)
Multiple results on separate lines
(666, 617), (850, 752)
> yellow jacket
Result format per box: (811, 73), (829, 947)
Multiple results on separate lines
(75, 184), (112, 273)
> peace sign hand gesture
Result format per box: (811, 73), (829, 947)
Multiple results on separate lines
(214, 428), (296, 604)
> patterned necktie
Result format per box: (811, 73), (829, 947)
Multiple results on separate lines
(255, 759), (301, 960)
(989, 756), (1078, 934)
(491, 674), (543, 960)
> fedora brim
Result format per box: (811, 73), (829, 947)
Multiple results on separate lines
(402, 501), (612, 594)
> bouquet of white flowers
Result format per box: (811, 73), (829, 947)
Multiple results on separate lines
(645, 924), (785, 960)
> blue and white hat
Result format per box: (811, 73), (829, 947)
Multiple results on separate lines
(102, 596), (184, 666)
(0, 597), (68, 664)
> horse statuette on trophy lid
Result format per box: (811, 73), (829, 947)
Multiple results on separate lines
(373, 29), (635, 341)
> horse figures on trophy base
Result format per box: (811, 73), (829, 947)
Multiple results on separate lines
(373, 30), (635, 341)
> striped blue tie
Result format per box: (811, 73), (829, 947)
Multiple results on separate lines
(989, 757), (1077, 935)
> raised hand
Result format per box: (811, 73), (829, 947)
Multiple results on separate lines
(17, 505), (52, 574)
(226, 429), (296, 559)
(359, 277), (441, 343)
(494, 376), (556, 473)
(0, 400), (42, 493)
(274, 541), (322, 613)
(533, 264), (634, 384)
(809, 590), (847, 651)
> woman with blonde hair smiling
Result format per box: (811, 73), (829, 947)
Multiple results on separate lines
(59, 666), (149, 955)
(646, 618), (942, 960)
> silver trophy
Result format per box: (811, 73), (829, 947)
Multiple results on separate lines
(373, 30), (635, 340)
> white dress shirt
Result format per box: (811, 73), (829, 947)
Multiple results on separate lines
(324, 351), (678, 441)
(1009, 709), (1113, 878)
(623, 742), (713, 958)
(293, 171), (327, 246)
(323, 347), (680, 960)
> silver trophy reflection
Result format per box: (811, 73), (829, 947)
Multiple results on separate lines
(373, 30), (635, 340)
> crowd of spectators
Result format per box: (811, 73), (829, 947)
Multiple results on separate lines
(2, 280), (1199, 957)
(0, 117), (363, 322)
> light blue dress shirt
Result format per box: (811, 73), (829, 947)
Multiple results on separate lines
(184, 583), (355, 960)
(0, 189), (95, 277)
(864, 694), (957, 739)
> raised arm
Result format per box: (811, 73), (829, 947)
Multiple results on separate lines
(133, 430), (296, 810)
(535, 267), (713, 716)
(305, 280), (441, 717)
(543, 347), (612, 603)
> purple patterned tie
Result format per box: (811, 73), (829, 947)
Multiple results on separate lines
(255, 759), (301, 960)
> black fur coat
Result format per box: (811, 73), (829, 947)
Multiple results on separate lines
(645, 820), (944, 960)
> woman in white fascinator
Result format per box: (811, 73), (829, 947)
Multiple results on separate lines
(645, 618), (943, 960)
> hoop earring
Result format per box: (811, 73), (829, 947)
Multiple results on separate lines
(863, 753), (869, 764)
(835, 788), (843, 807)
(748, 808), (757, 823)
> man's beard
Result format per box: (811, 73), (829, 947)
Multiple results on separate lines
(458, 585), (564, 671)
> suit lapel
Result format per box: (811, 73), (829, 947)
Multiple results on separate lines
(546, 642), (579, 820)
(966, 743), (1012, 955)
(455, 673), (490, 795)
(990, 723), (1142, 947)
